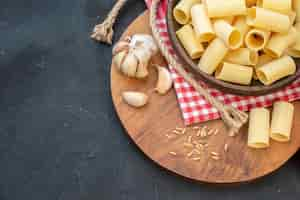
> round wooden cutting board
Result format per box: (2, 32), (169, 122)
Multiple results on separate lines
(111, 11), (300, 184)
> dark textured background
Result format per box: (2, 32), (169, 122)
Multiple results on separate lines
(0, 0), (300, 199)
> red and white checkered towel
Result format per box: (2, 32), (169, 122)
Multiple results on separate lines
(145, 0), (300, 125)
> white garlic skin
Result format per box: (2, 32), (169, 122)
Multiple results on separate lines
(130, 34), (158, 55)
(122, 91), (149, 108)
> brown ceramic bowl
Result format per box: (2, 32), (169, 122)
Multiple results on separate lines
(167, 0), (300, 95)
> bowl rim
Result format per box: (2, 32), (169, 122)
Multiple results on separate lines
(166, 0), (300, 96)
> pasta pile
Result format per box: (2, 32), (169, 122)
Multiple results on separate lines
(248, 101), (294, 149)
(173, 0), (299, 86)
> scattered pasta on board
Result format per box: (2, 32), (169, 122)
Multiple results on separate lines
(270, 101), (294, 142)
(247, 108), (270, 149)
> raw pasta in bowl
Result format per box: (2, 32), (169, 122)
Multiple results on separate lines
(167, 0), (300, 95)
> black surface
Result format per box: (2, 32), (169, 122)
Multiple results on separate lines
(0, 0), (300, 199)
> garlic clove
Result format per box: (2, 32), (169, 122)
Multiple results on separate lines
(113, 51), (127, 71)
(133, 46), (152, 78)
(135, 61), (149, 78)
(122, 91), (148, 107)
(155, 65), (173, 95)
(121, 52), (138, 77)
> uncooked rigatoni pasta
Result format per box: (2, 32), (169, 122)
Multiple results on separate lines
(176, 24), (204, 59)
(191, 4), (215, 42)
(248, 108), (270, 149)
(205, 0), (246, 18)
(172, 0), (298, 86)
(259, 0), (292, 14)
(224, 48), (258, 66)
(213, 20), (242, 49)
(256, 56), (296, 85)
(173, 0), (201, 24)
(264, 27), (297, 58)
(215, 62), (253, 85)
(198, 38), (228, 74)
(270, 101), (294, 142)
(246, 7), (291, 33)
(245, 28), (271, 51)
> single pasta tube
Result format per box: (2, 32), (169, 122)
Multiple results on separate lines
(233, 16), (250, 44)
(176, 24), (204, 59)
(245, 28), (271, 51)
(248, 108), (270, 149)
(270, 101), (294, 142)
(293, 0), (300, 22)
(224, 48), (258, 66)
(246, 0), (257, 7)
(264, 27), (297, 58)
(253, 54), (273, 79)
(198, 38), (228, 74)
(256, 56), (296, 85)
(215, 62), (253, 85)
(246, 7), (291, 33)
(191, 4), (215, 42)
(173, 0), (201, 24)
(205, 0), (246, 18)
(213, 20), (243, 49)
(258, 0), (292, 14)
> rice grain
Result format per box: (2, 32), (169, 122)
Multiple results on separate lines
(224, 143), (228, 152)
(169, 151), (177, 156)
(192, 157), (201, 161)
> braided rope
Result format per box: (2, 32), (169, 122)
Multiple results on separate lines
(91, 0), (128, 44)
(149, 0), (248, 136)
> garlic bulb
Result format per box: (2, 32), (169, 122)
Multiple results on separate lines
(112, 34), (158, 78)
(122, 91), (149, 107)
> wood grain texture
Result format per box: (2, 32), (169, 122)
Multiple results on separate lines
(167, 0), (300, 96)
(111, 11), (300, 183)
